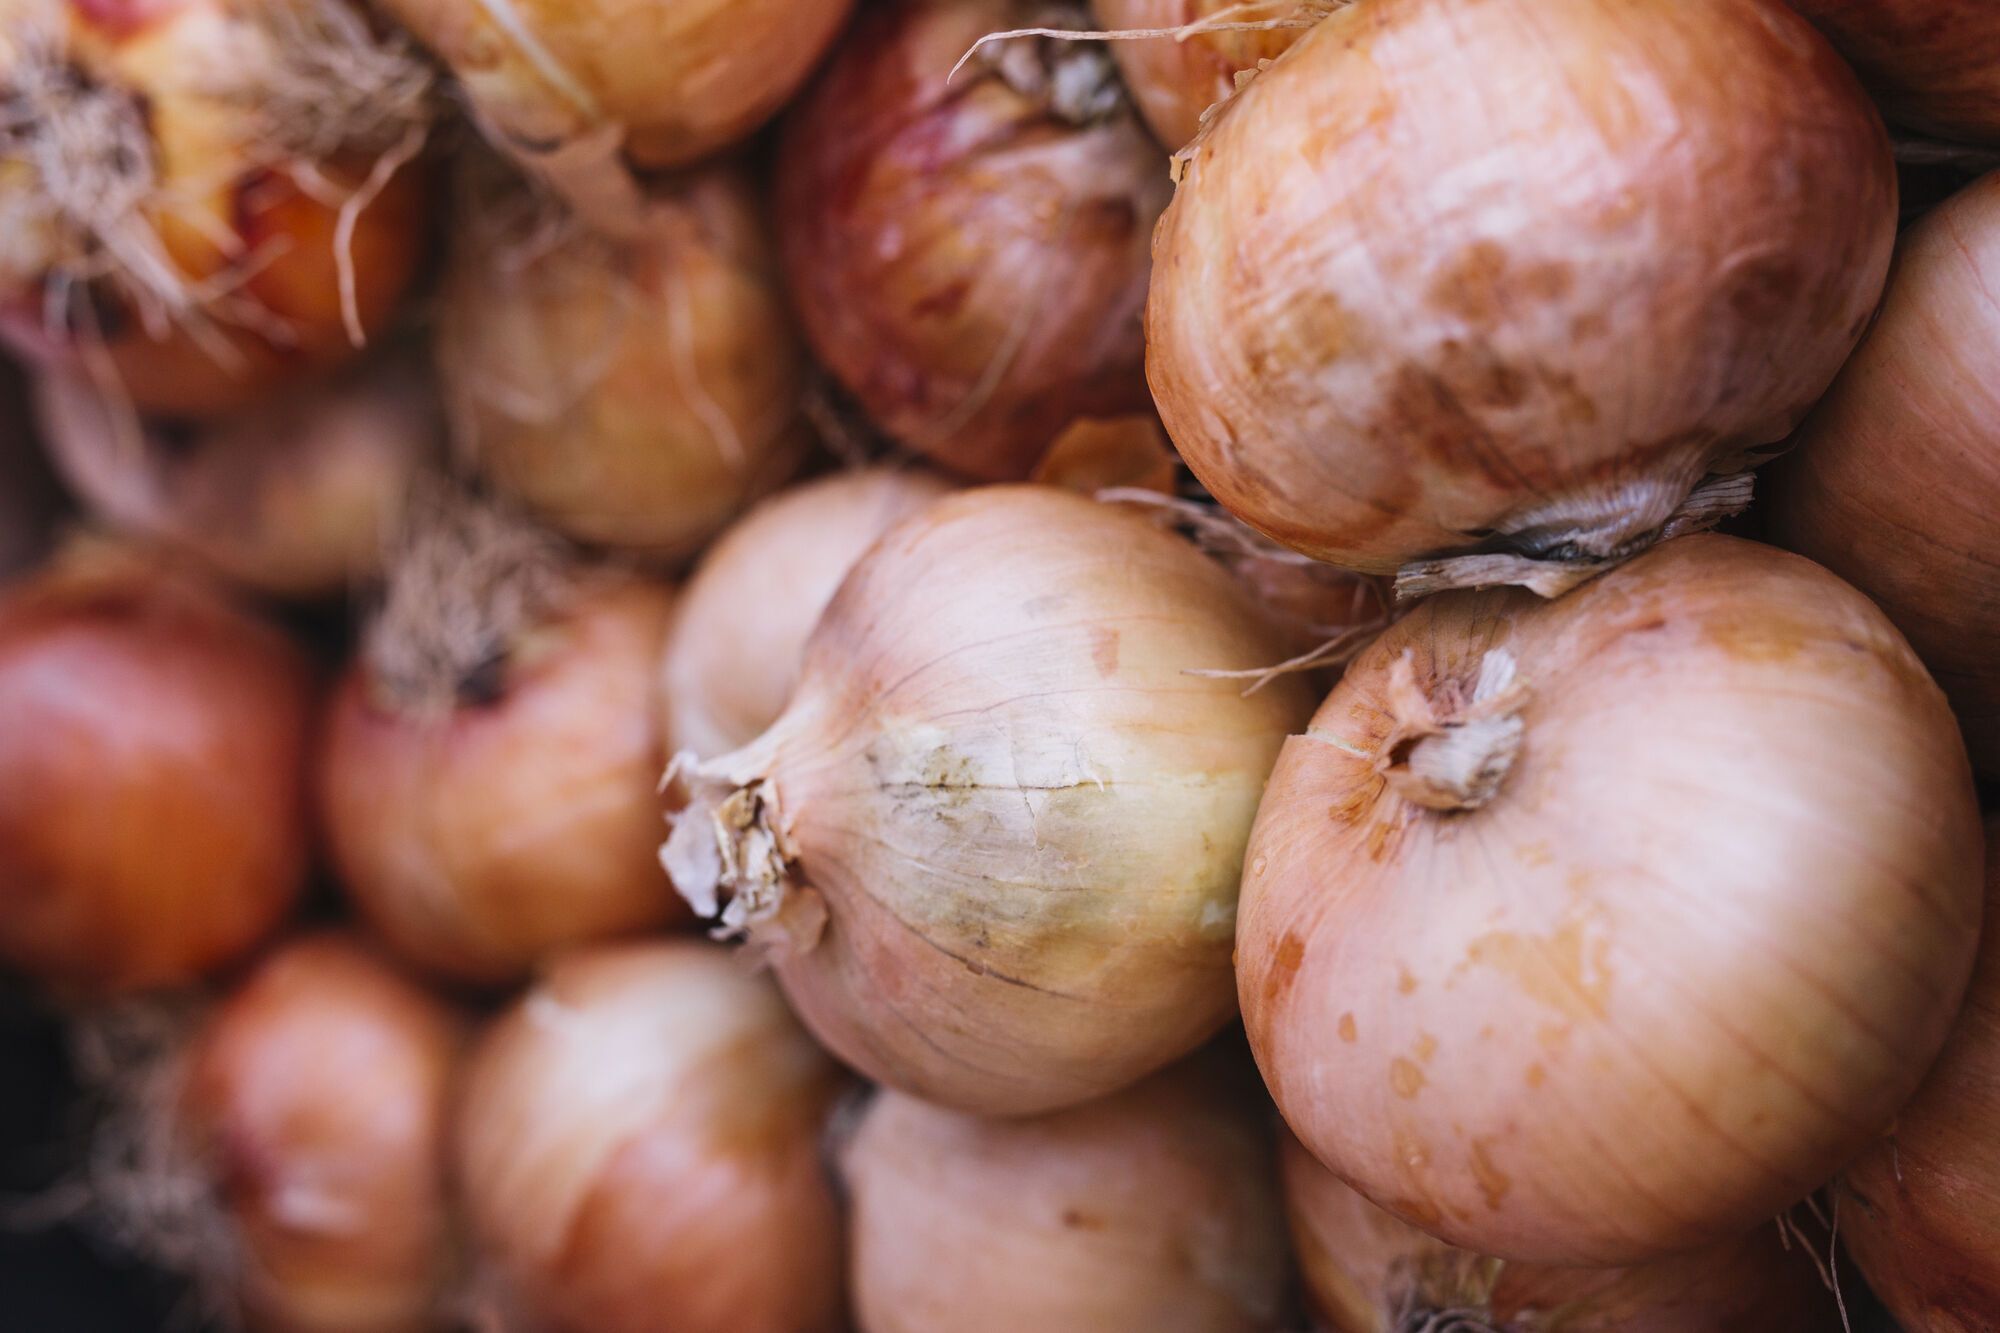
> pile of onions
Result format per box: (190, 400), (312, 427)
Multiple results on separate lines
(664, 486), (1314, 1115)
(775, 0), (1168, 481)
(841, 1057), (1290, 1332)
(0, 0), (431, 416)
(1236, 534), (1984, 1265)
(1787, 0), (2000, 143)
(1770, 171), (2000, 777)
(658, 465), (952, 760)
(319, 498), (681, 985)
(1147, 0), (1895, 593)
(1839, 818), (2000, 1329)
(438, 162), (808, 559)
(454, 941), (846, 1333)
(1280, 1131), (1839, 1331)
(34, 356), (442, 601)
(0, 547), (313, 994)
(1091, 0), (1312, 149)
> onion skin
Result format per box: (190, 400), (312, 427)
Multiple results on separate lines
(1148, 0), (1895, 578)
(843, 1061), (1291, 1332)
(659, 465), (952, 760)
(440, 164), (807, 559)
(454, 941), (847, 1333)
(320, 576), (682, 985)
(0, 550), (313, 994)
(1237, 534), (1983, 1266)
(1787, 1), (2000, 143)
(775, 0), (1168, 481)
(178, 934), (461, 1333)
(1769, 173), (2000, 778)
(665, 486), (1314, 1115)
(1840, 820), (2000, 1331)
(1091, 0), (1304, 149)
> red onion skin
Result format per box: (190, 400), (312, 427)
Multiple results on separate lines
(1787, 0), (2000, 143)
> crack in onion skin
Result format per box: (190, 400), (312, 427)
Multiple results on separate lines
(1236, 534), (1984, 1266)
(0, 550), (314, 995)
(1090, 0), (1308, 150)
(454, 941), (848, 1333)
(1769, 172), (2000, 779)
(1786, 1), (2000, 144)
(664, 486), (1315, 1116)
(774, 0), (1169, 482)
(1147, 0), (1896, 580)
(1839, 819), (2000, 1332)
(841, 1059), (1292, 1333)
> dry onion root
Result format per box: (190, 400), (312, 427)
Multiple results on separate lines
(0, 0), (433, 417)
(454, 941), (848, 1333)
(658, 465), (954, 761)
(1147, 0), (1896, 595)
(1236, 534), (1984, 1266)
(438, 160), (809, 560)
(1089, 0), (1320, 150)
(319, 493), (683, 986)
(1788, 0), (2000, 144)
(0, 545), (314, 995)
(775, 0), (1169, 481)
(663, 486), (1314, 1115)
(841, 1058), (1292, 1332)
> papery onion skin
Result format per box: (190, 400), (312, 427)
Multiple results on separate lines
(1786, 0), (2000, 143)
(179, 933), (461, 1333)
(659, 465), (952, 761)
(665, 486), (1315, 1115)
(842, 1060), (1291, 1332)
(1769, 172), (2000, 778)
(775, 0), (1168, 481)
(1280, 1131), (1839, 1333)
(1148, 0), (1895, 578)
(439, 163), (808, 559)
(321, 576), (683, 985)
(454, 940), (846, 1333)
(1238, 534), (1983, 1266)
(1090, 0), (1305, 149)
(1840, 819), (2000, 1331)
(0, 550), (313, 994)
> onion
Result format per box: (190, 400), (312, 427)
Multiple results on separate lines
(1839, 818), (2000, 1329)
(659, 465), (953, 761)
(1787, 1), (2000, 143)
(454, 940), (847, 1333)
(1280, 1131), (1839, 1332)
(0, 0), (432, 417)
(438, 162), (808, 559)
(774, 0), (1168, 481)
(1090, 0), (1310, 149)
(1769, 172), (2000, 777)
(1147, 0), (1896, 594)
(34, 355), (442, 601)
(841, 1058), (1291, 1332)
(664, 486), (1314, 1115)
(1028, 414), (1180, 497)
(1236, 533), (1984, 1266)
(319, 499), (682, 985)
(0, 546), (314, 994)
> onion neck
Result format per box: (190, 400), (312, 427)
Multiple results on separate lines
(1377, 649), (1528, 814)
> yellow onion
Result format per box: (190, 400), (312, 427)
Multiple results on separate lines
(1769, 172), (2000, 777)
(658, 465), (953, 760)
(1090, 0), (1311, 149)
(841, 1057), (1291, 1332)
(0, 0), (432, 417)
(1788, 1), (2000, 143)
(1839, 818), (2000, 1329)
(1237, 534), (1983, 1266)
(439, 162), (808, 559)
(664, 486), (1314, 1115)
(1148, 0), (1895, 593)
(34, 355), (442, 601)
(0, 546), (313, 994)
(454, 940), (846, 1333)
(1281, 1131), (1839, 1332)
(319, 500), (681, 985)
(775, 0), (1168, 481)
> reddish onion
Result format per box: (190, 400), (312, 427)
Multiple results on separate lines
(1769, 171), (2000, 777)
(0, 546), (313, 994)
(1090, 0), (1311, 149)
(1236, 534), (1983, 1265)
(658, 465), (952, 761)
(454, 940), (847, 1333)
(1787, 1), (2000, 143)
(1148, 0), (1895, 593)
(775, 0), (1169, 481)
(842, 1058), (1291, 1332)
